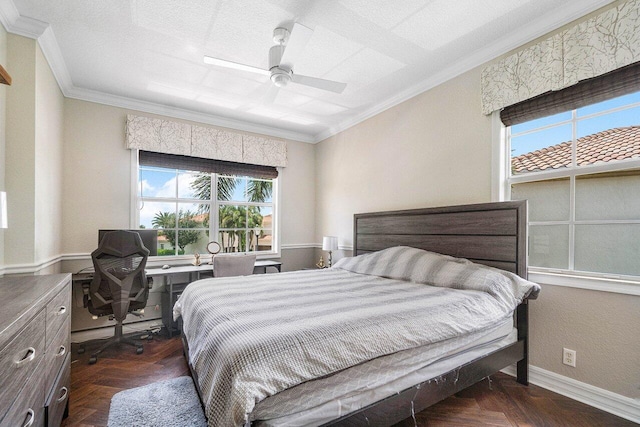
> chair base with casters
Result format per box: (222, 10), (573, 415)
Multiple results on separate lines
(78, 322), (144, 364)
(77, 307), (151, 364)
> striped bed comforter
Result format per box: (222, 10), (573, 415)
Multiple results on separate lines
(174, 246), (539, 426)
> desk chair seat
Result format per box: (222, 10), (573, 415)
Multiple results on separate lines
(213, 254), (256, 277)
(81, 231), (151, 364)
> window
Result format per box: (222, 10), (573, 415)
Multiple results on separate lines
(136, 153), (277, 257)
(504, 90), (640, 280)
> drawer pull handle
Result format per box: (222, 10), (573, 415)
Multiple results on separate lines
(15, 347), (36, 367)
(57, 345), (66, 357)
(23, 409), (35, 427)
(57, 306), (67, 315)
(57, 386), (69, 403)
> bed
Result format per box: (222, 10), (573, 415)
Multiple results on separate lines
(175, 200), (538, 426)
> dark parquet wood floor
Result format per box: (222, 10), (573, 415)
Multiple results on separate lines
(63, 335), (636, 427)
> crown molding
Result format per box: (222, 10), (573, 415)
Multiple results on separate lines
(64, 85), (316, 143)
(1, 0), (614, 145)
(312, 0), (614, 143)
(37, 25), (74, 92)
(0, 0), (47, 38)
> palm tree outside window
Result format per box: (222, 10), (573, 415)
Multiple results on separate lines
(138, 166), (275, 257)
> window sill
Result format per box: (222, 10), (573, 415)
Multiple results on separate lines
(528, 269), (640, 296)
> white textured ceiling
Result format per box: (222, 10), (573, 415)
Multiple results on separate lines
(4, 0), (613, 142)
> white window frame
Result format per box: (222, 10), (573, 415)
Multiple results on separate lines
(130, 150), (280, 263)
(491, 104), (640, 296)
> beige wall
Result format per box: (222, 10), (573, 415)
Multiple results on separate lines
(316, 67), (491, 249)
(0, 25), (7, 265)
(61, 100), (138, 256)
(5, 34), (36, 265)
(315, 55), (639, 400)
(3, 35), (64, 271)
(34, 44), (64, 268)
(530, 284), (640, 398)
(279, 140), (316, 247)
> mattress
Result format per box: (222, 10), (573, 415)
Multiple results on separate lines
(253, 320), (516, 426)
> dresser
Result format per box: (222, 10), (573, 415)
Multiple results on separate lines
(0, 274), (71, 427)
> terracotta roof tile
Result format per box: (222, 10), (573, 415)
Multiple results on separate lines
(512, 126), (640, 173)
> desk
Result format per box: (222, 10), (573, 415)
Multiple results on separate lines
(73, 260), (282, 337)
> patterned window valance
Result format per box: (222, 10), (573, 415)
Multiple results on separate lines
(481, 0), (640, 115)
(125, 115), (288, 168)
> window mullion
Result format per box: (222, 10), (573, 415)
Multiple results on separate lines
(568, 109), (577, 271)
(212, 173), (218, 253)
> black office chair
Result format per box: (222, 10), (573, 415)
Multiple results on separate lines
(82, 230), (151, 364)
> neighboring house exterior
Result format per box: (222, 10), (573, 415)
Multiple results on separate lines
(512, 126), (640, 173)
(258, 214), (272, 251)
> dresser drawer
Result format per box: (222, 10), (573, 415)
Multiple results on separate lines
(45, 353), (70, 427)
(44, 317), (70, 397)
(45, 282), (71, 349)
(0, 309), (46, 417)
(0, 358), (45, 427)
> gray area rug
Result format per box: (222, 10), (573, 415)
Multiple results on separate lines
(108, 376), (207, 427)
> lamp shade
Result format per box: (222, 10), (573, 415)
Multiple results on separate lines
(322, 236), (338, 251)
(0, 191), (6, 229)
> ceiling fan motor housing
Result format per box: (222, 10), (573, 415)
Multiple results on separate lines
(269, 45), (292, 86)
(272, 27), (290, 45)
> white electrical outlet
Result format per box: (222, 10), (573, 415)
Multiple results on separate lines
(563, 348), (576, 367)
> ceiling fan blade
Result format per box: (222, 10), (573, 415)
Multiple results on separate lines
(291, 74), (347, 93)
(203, 56), (269, 76)
(279, 23), (313, 67)
(261, 85), (280, 104)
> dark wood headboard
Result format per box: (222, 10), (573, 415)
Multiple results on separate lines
(353, 201), (528, 279)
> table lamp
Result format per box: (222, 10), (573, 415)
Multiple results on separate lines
(322, 236), (338, 267)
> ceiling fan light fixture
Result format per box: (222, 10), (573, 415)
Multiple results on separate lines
(271, 69), (291, 87)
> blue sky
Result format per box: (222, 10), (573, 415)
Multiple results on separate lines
(510, 91), (640, 157)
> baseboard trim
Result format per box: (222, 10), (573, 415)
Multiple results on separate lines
(502, 365), (640, 423)
(71, 319), (164, 343)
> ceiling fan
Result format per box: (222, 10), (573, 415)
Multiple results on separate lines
(204, 23), (346, 94)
